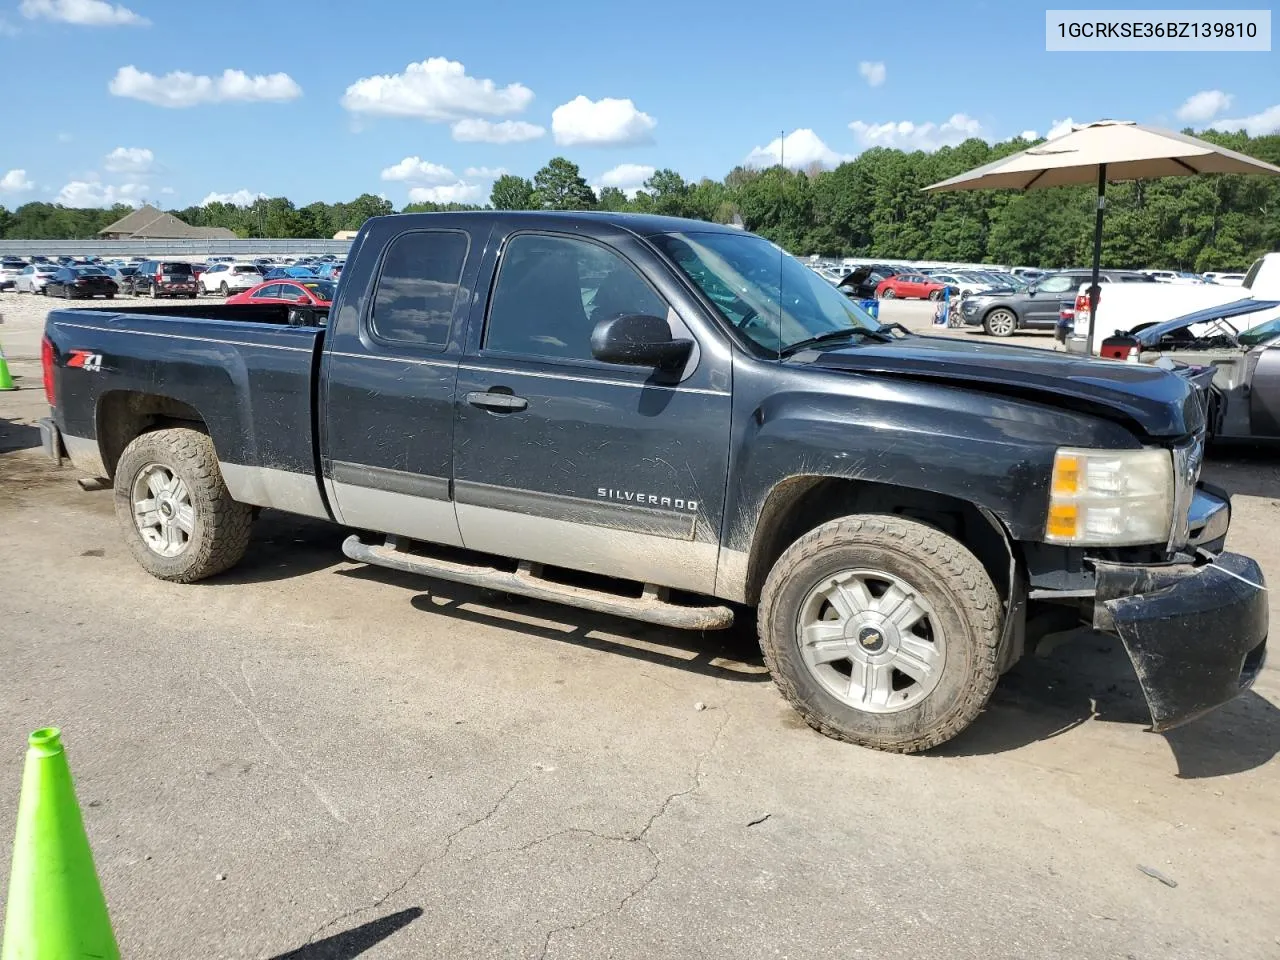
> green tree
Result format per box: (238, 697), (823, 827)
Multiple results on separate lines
(597, 186), (630, 211)
(641, 168), (690, 216)
(490, 174), (536, 210)
(532, 158), (597, 210)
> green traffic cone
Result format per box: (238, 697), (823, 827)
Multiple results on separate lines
(1, 728), (119, 960)
(0, 342), (13, 391)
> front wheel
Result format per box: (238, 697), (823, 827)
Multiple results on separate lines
(878, 288), (896, 300)
(983, 308), (1018, 337)
(928, 289), (943, 301)
(758, 515), (1001, 753)
(113, 427), (253, 582)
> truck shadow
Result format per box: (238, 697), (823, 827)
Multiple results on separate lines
(336, 563), (769, 684)
(0, 416), (40, 454)
(268, 907), (422, 959)
(939, 630), (1280, 777)
(205, 511), (350, 586)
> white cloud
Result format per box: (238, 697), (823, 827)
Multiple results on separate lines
(20, 0), (147, 26)
(200, 189), (266, 206)
(552, 95), (656, 147)
(1177, 90), (1233, 123)
(1210, 103), (1280, 136)
(0, 169), (34, 192)
(464, 166), (508, 180)
(379, 156), (455, 184)
(1019, 129), (1038, 140)
(1046, 117), (1075, 140)
(341, 57), (532, 121)
(56, 179), (147, 207)
(848, 113), (983, 152)
(594, 163), (656, 198)
(450, 118), (545, 143)
(159, 186), (175, 195)
(408, 182), (486, 204)
(858, 61), (886, 87)
(104, 145), (154, 173)
(109, 65), (302, 108)
(746, 129), (850, 169)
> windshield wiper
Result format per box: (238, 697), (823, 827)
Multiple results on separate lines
(781, 326), (898, 357)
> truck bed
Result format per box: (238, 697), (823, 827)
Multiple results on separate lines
(45, 304), (330, 519)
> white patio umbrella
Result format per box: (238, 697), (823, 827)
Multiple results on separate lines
(924, 120), (1280, 352)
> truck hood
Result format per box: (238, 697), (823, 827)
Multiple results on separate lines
(797, 334), (1202, 437)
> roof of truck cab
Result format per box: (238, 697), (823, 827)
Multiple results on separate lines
(364, 211), (749, 239)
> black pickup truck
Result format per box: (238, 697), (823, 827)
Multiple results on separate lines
(39, 212), (1267, 752)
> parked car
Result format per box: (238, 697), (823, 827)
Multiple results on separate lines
(45, 266), (117, 299)
(963, 269), (1153, 337)
(1009, 267), (1046, 282)
(925, 271), (995, 297)
(1099, 299), (1280, 440)
(314, 263), (344, 282)
(1204, 272), (1247, 286)
(101, 266), (138, 290)
(875, 273), (950, 300)
(264, 266), (317, 280)
(127, 260), (198, 298)
(0, 260), (25, 290)
(200, 262), (265, 296)
(38, 211), (1265, 754)
(14, 263), (60, 294)
(226, 278), (336, 307)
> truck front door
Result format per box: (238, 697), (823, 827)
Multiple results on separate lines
(452, 231), (732, 594)
(320, 227), (478, 546)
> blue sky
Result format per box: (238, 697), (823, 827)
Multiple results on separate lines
(0, 0), (1276, 210)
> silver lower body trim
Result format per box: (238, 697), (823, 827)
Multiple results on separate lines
(330, 481), (464, 548)
(455, 502), (719, 594)
(220, 463), (329, 519)
(61, 433), (107, 478)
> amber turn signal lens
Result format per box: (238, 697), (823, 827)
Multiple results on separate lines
(1046, 503), (1079, 540)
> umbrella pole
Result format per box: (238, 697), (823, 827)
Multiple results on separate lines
(1086, 163), (1106, 356)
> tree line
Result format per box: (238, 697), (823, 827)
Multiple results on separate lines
(2, 128), (1277, 270)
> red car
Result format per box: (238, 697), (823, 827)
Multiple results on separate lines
(226, 278), (336, 306)
(875, 273), (950, 301)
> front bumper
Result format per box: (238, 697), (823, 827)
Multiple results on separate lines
(1093, 550), (1267, 731)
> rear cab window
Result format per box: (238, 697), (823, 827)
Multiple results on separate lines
(369, 230), (469, 351)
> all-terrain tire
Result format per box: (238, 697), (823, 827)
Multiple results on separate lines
(113, 427), (253, 582)
(758, 514), (1001, 753)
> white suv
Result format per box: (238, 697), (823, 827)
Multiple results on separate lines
(200, 262), (264, 296)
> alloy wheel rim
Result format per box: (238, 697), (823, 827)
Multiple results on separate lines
(989, 311), (1014, 334)
(131, 463), (195, 557)
(795, 569), (946, 714)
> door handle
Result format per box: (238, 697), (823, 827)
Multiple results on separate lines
(466, 390), (528, 412)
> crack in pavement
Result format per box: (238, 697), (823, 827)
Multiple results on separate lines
(299, 777), (526, 948)
(533, 707), (733, 960)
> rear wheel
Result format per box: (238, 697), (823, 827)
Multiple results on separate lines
(149, 282), (159, 299)
(928, 289), (943, 301)
(113, 427), (253, 583)
(758, 514), (1001, 753)
(219, 281), (229, 297)
(983, 308), (1017, 337)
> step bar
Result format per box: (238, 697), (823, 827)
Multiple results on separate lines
(342, 535), (735, 631)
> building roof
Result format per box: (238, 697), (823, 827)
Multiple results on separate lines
(98, 204), (236, 240)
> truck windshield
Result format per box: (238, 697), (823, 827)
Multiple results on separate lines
(651, 231), (880, 355)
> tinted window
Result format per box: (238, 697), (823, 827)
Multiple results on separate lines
(160, 262), (192, 275)
(254, 284), (282, 299)
(371, 231), (468, 349)
(484, 234), (666, 362)
(232, 265), (260, 275)
(1038, 276), (1076, 293)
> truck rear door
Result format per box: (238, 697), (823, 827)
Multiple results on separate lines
(449, 229), (732, 595)
(319, 225), (482, 546)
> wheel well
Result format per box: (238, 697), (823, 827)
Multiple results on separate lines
(97, 390), (207, 479)
(743, 476), (1012, 606)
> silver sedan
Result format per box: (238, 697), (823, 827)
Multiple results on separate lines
(14, 264), (60, 294)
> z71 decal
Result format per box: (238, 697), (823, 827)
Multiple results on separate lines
(67, 350), (104, 372)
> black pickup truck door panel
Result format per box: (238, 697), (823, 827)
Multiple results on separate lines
(452, 229), (732, 594)
(320, 226), (482, 546)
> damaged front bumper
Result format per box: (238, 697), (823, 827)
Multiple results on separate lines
(1093, 550), (1267, 731)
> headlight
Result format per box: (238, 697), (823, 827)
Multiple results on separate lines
(1045, 447), (1173, 546)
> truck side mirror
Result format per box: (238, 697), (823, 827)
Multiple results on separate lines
(590, 313), (692, 369)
